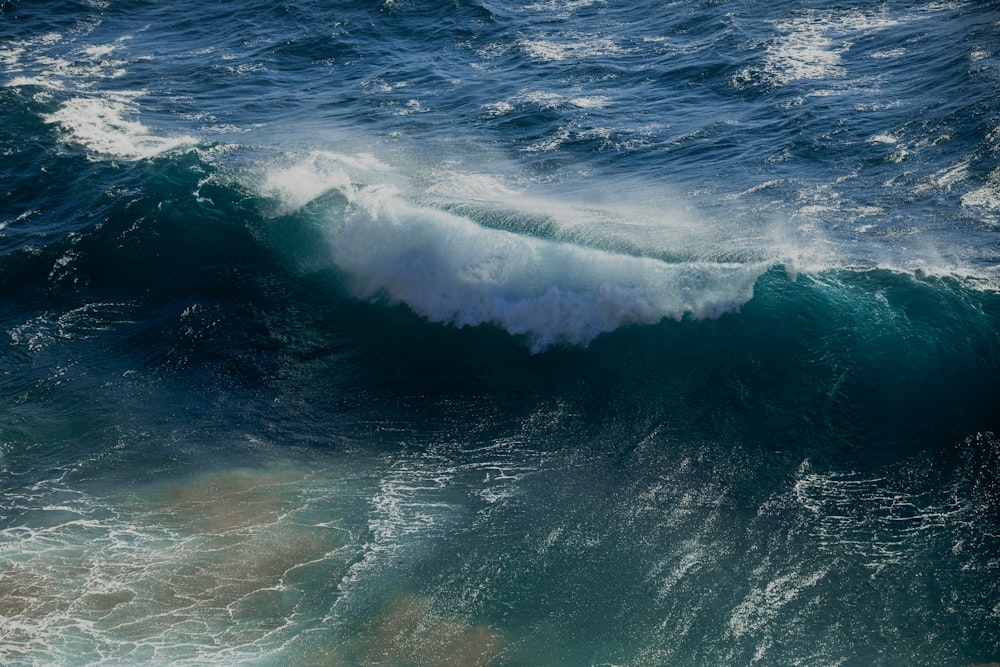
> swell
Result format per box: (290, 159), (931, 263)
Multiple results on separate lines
(1, 133), (998, 667)
(2, 144), (998, 459)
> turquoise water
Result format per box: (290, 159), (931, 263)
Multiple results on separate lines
(2, 1), (1000, 665)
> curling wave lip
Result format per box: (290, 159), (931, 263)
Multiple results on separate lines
(330, 184), (767, 352)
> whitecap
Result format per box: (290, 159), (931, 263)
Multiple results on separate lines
(259, 150), (389, 214)
(329, 183), (766, 351)
(519, 34), (621, 62)
(43, 96), (198, 160)
(756, 8), (904, 86)
(568, 95), (609, 109)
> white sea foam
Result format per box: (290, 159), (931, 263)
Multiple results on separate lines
(518, 89), (564, 109)
(481, 100), (514, 117)
(260, 150), (389, 214)
(568, 95), (609, 109)
(0, 463), (363, 666)
(9, 303), (135, 353)
(786, 459), (978, 572)
(520, 34), (621, 62)
(729, 567), (829, 640)
(481, 86), (613, 120)
(754, 8), (904, 86)
(963, 187), (1000, 210)
(871, 48), (907, 59)
(328, 182), (766, 351)
(868, 133), (898, 145)
(962, 176), (1000, 217)
(4, 35), (134, 91)
(523, 0), (601, 17)
(5, 76), (64, 90)
(766, 18), (846, 84)
(424, 171), (519, 202)
(969, 48), (992, 62)
(44, 96), (197, 160)
(916, 160), (971, 192)
(0, 45), (24, 68)
(523, 125), (571, 154)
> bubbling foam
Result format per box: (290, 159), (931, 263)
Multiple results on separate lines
(330, 184), (767, 351)
(44, 96), (197, 160)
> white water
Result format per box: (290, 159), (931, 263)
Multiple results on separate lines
(331, 184), (766, 351)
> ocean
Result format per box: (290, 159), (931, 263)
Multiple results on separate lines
(2, 0), (999, 665)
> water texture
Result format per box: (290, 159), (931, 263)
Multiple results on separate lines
(2, 0), (999, 665)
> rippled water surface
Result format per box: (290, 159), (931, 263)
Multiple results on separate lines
(2, 1), (1000, 665)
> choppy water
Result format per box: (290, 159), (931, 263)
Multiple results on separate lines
(2, 0), (1000, 665)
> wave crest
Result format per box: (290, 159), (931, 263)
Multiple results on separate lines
(330, 185), (767, 351)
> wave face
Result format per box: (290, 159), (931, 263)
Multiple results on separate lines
(329, 181), (765, 350)
(2, 0), (1000, 666)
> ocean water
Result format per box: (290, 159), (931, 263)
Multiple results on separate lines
(2, 0), (1000, 665)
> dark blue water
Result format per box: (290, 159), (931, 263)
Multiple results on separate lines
(2, 1), (1000, 665)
